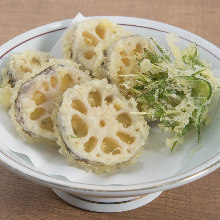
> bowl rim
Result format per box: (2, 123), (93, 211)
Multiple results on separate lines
(0, 148), (219, 195)
(0, 16), (219, 195)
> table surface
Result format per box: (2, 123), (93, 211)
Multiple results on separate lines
(0, 0), (219, 219)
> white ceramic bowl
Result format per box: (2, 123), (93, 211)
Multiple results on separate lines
(0, 16), (219, 212)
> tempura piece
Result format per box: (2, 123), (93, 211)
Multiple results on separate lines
(9, 59), (90, 142)
(0, 50), (51, 106)
(106, 35), (152, 97)
(63, 18), (131, 79)
(54, 79), (149, 173)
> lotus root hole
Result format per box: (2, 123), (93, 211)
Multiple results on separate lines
(112, 149), (121, 155)
(137, 102), (143, 112)
(101, 137), (121, 154)
(42, 81), (49, 91)
(20, 65), (31, 73)
(32, 90), (46, 105)
(117, 132), (135, 144)
(116, 113), (132, 128)
(95, 23), (106, 39)
(84, 50), (96, 60)
(71, 115), (88, 137)
(99, 120), (106, 127)
(135, 43), (143, 53)
(120, 51), (127, 56)
(84, 136), (98, 153)
(32, 57), (40, 65)
(83, 31), (99, 46)
(87, 90), (102, 107)
(117, 67), (125, 77)
(130, 66), (139, 74)
(122, 58), (130, 66)
(40, 117), (53, 131)
(71, 99), (87, 114)
(30, 108), (45, 120)
(114, 104), (121, 111)
(60, 74), (73, 91)
(104, 96), (113, 104)
(50, 76), (58, 88)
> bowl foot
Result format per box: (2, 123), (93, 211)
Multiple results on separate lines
(52, 189), (162, 212)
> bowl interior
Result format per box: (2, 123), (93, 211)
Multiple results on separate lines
(0, 17), (219, 187)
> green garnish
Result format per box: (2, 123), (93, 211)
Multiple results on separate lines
(142, 48), (160, 64)
(70, 135), (78, 139)
(151, 38), (171, 62)
(182, 45), (206, 68)
(128, 35), (219, 150)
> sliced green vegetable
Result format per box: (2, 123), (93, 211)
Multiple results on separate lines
(186, 77), (212, 104)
